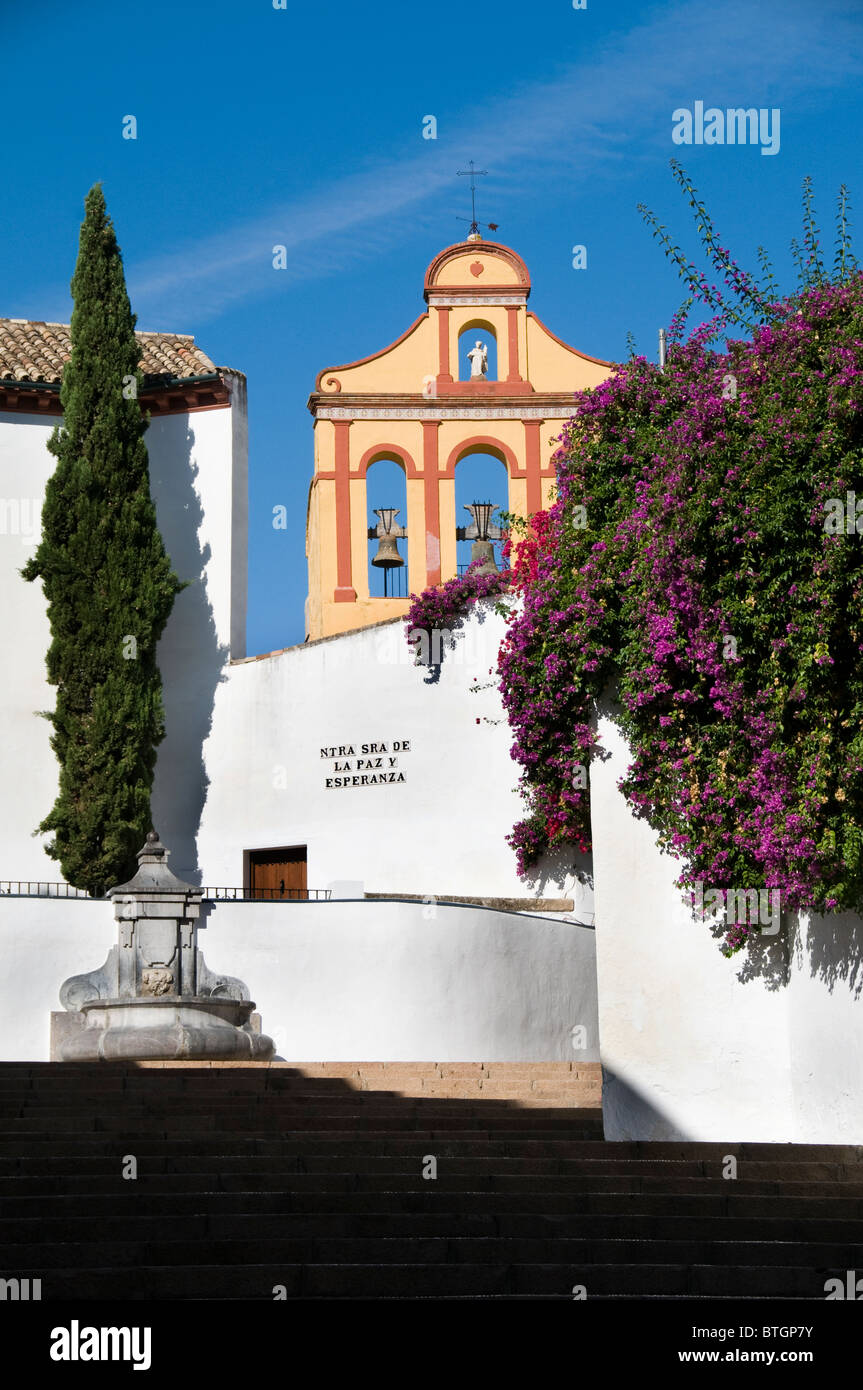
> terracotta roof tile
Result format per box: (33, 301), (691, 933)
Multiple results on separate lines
(0, 319), (218, 385)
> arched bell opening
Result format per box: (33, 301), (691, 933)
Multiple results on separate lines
(366, 456), (408, 598)
(454, 452), (509, 576)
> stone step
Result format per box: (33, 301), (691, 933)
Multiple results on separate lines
(0, 1120), (610, 1139)
(0, 1081), (603, 1101)
(0, 1064), (603, 1091)
(0, 1071), (579, 1086)
(0, 1092), (601, 1109)
(0, 1110), (605, 1133)
(0, 1261), (837, 1300)
(0, 1149), (851, 1178)
(0, 1121), (854, 1165)
(0, 1095), (603, 1118)
(3, 1188), (862, 1220)
(0, 1160), (717, 1182)
(0, 1152), (714, 1175)
(0, 1151), (852, 1181)
(6, 1234), (863, 1271)
(0, 1060), (852, 1301)
(0, 1128), (611, 1150)
(1, 1104), (604, 1122)
(0, 1138), (847, 1167)
(0, 1060), (600, 1072)
(0, 1171), (860, 1199)
(2, 1210), (862, 1244)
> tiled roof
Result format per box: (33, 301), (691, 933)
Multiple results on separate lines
(0, 319), (218, 385)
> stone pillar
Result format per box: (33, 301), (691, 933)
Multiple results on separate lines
(57, 831), (273, 1061)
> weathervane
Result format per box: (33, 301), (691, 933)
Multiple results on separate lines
(457, 161), (499, 240)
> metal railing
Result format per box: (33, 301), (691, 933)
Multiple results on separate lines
(0, 881), (97, 898)
(368, 566), (409, 598)
(0, 882), (331, 902)
(201, 887), (332, 902)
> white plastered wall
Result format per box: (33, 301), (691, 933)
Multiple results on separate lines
(0, 896), (597, 1064)
(591, 703), (863, 1142)
(196, 603), (593, 911)
(0, 396), (245, 883)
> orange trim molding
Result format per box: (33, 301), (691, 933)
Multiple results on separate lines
(437, 306), (452, 384)
(435, 379), (533, 398)
(426, 285), (528, 299)
(506, 306), (522, 383)
(333, 420), (356, 601)
(524, 419), (543, 515)
(424, 241), (531, 299)
(356, 444), (420, 479)
(443, 435), (522, 479)
(422, 421), (441, 587)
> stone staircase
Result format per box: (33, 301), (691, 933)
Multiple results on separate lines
(0, 1061), (861, 1300)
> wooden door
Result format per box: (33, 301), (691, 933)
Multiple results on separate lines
(247, 847), (307, 900)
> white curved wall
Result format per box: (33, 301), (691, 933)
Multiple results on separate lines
(0, 898), (113, 1060)
(591, 705), (863, 1142)
(201, 898), (597, 1062)
(0, 896), (597, 1063)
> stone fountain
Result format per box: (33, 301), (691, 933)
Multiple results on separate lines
(57, 831), (273, 1061)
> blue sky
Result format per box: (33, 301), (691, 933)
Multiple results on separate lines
(3, 0), (862, 653)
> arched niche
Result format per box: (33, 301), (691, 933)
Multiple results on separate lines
(457, 320), (498, 382)
(454, 451), (509, 574)
(366, 456), (408, 597)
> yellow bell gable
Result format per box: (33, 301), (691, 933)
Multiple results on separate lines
(305, 239), (611, 640)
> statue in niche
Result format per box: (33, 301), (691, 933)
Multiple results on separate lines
(467, 340), (488, 378)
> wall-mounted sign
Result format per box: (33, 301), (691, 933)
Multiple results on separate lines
(322, 740), (411, 788)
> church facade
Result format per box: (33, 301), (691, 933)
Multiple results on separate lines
(0, 242), (605, 908)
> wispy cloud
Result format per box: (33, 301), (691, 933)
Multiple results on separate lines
(36, 0), (863, 326)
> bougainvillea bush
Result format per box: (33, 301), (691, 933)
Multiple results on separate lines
(498, 273), (863, 951)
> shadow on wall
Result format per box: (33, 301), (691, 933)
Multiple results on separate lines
(705, 914), (789, 992)
(601, 1064), (689, 1142)
(797, 909), (863, 1000)
(524, 845), (594, 903)
(148, 421), (227, 881)
(410, 599), (503, 688)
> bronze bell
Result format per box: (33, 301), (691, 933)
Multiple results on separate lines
(370, 508), (406, 569)
(456, 502), (504, 574)
(372, 536), (404, 569)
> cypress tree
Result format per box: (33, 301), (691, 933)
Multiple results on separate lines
(22, 184), (183, 895)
